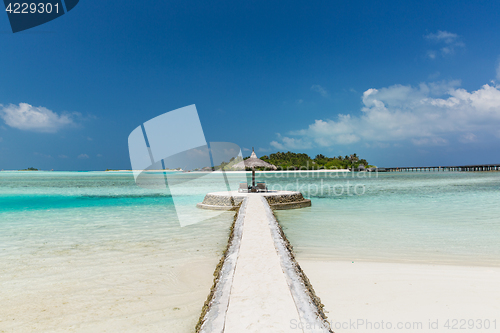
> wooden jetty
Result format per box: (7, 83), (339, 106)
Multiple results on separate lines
(196, 192), (331, 333)
(384, 164), (500, 172)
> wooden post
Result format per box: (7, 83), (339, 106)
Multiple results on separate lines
(252, 166), (256, 187)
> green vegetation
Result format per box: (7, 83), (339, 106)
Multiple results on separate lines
(200, 152), (371, 171)
(259, 151), (369, 170)
(212, 151), (370, 171)
(19, 167), (38, 171)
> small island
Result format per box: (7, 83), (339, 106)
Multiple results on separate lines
(19, 167), (38, 171)
(214, 151), (373, 171)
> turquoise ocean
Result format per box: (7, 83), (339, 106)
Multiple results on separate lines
(271, 171), (500, 266)
(0, 171), (235, 332)
(1, 170), (500, 331)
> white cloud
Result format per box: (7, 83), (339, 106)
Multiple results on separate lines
(0, 103), (77, 133)
(427, 50), (436, 59)
(428, 71), (441, 80)
(271, 80), (500, 150)
(270, 141), (284, 150)
(412, 137), (448, 146)
(271, 135), (312, 150)
(78, 154), (89, 159)
(34, 152), (52, 158)
(459, 133), (477, 143)
(425, 30), (464, 58)
(311, 85), (329, 97)
(425, 30), (459, 44)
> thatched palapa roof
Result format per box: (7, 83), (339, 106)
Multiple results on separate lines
(233, 148), (277, 170)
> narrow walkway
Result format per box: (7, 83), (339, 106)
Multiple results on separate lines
(223, 195), (302, 333)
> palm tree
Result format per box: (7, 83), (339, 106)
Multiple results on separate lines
(349, 154), (359, 170)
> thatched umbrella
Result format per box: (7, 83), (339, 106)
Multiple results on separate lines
(233, 148), (277, 187)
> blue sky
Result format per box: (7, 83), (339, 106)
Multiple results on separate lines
(1, 1), (500, 170)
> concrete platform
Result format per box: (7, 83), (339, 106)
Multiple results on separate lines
(197, 191), (311, 210)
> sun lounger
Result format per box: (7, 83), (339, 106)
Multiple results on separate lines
(239, 182), (249, 193)
(256, 182), (267, 192)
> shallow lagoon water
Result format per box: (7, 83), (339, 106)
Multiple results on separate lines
(273, 171), (500, 266)
(0, 171), (235, 332)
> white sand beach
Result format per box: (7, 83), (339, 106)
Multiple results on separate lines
(298, 260), (500, 333)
